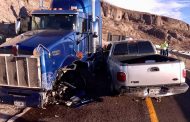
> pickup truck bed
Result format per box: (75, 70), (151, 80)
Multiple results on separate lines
(112, 54), (184, 87)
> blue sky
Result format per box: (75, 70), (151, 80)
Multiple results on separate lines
(103, 0), (190, 24)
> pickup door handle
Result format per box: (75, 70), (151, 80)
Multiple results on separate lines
(172, 78), (178, 81)
(150, 67), (160, 72)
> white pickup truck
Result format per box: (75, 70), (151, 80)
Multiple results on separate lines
(107, 40), (189, 98)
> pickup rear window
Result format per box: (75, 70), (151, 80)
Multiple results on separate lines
(113, 41), (155, 55)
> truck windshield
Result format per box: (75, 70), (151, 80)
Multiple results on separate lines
(31, 14), (77, 30)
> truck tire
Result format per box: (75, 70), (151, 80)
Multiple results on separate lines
(107, 72), (119, 96)
(110, 82), (121, 96)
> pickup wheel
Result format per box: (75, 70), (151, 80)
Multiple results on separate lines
(110, 82), (120, 96)
(107, 73), (121, 96)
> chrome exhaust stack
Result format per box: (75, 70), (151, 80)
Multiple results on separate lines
(39, 0), (44, 9)
(91, 0), (96, 53)
(91, 0), (101, 53)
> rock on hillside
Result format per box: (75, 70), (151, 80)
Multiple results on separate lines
(0, 0), (50, 37)
(0, 0), (51, 23)
(101, 2), (190, 51)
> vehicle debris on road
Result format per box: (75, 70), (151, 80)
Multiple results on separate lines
(46, 61), (97, 108)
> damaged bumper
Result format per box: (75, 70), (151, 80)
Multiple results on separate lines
(121, 83), (189, 98)
(0, 86), (47, 108)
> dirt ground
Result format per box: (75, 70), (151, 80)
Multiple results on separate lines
(0, 104), (22, 122)
(16, 95), (150, 122)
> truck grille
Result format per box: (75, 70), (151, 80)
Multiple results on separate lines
(0, 55), (41, 88)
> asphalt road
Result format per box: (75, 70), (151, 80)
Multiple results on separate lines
(13, 68), (190, 122)
(14, 77), (190, 122)
(15, 69), (151, 122)
(152, 79), (190, 122)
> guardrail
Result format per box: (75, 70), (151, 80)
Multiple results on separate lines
(156, 47), (190, 60)
(169, 50), (190, 60)
(169, 51), (190, 79)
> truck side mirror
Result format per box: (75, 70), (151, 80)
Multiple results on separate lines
(15, 18), (21, 35)
(15, 17), (31, 35)
(82, 20), (87, 33)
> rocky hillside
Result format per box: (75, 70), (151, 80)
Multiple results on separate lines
(0, 0), (190, 50)
(0, 0), (50, 37)
(101, 2), (190, 51)
(0, 0), (51, 23)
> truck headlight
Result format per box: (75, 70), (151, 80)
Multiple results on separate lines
(33, 48), (41, 57)
(12, 45), (19, 56)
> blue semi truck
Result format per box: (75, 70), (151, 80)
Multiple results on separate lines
(0, 0), (102, 107)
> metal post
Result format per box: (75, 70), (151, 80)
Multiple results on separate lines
(92, 0), (96, 53)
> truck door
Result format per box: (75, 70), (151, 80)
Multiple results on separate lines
(77, 15), (88, 54)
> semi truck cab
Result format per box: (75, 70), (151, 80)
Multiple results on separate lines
(0, 0), (102, 108)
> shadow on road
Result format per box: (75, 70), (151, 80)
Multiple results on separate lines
(0, 113), (13, 121)
(174, 71), (190, 121)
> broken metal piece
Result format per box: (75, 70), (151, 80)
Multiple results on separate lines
(63, 82), (77, 89)
(155, 97), (162, 102)
(46, 62), (95, 108)
(65, 101), (73, 107)
(71, 98), (95, 108)
(70, 96), (81, 103)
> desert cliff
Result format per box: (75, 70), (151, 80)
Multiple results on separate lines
(0, 0), (190, 50)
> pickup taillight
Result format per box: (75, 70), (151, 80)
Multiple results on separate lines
(183, 69), (186, 78)
(117, 72), (126, 82)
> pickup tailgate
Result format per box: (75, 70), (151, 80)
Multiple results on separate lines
(126, 62), (184, 86)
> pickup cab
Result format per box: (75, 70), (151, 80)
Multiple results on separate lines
(107, 40), (189, 97)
